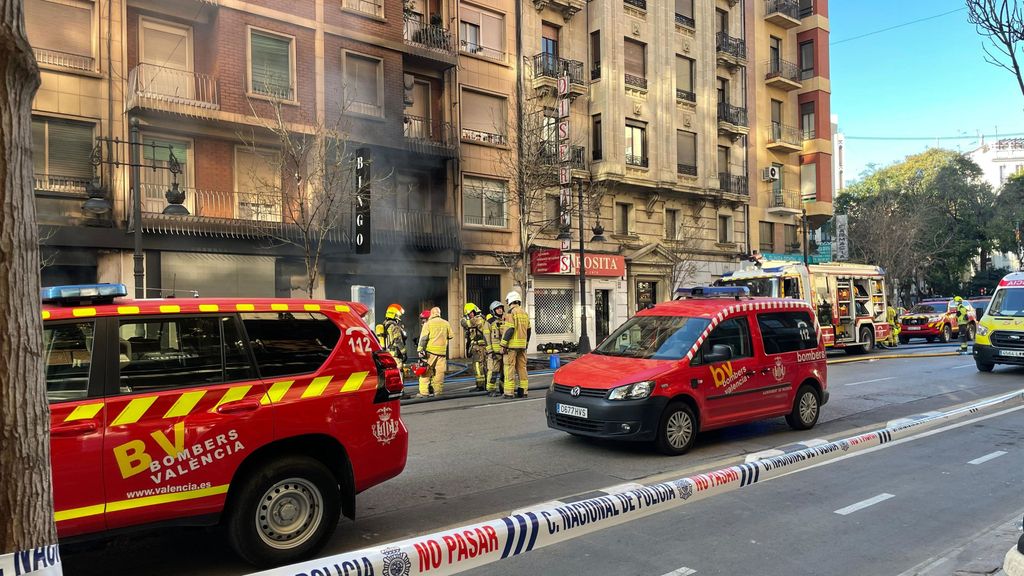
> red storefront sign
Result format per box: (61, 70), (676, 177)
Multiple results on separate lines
(530, 249), (626, 278)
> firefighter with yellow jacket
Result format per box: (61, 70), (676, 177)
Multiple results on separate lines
(485, 300), (507, 397)
(500, 291), (531, 399)
(461, 303), (488, 391)
(416, 307), (452, 397)
(375, 304), (407, 374)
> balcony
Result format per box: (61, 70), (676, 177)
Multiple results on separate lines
(539, 144), (586, 170)
(461, 127), (508, 147)
(676, 88), (696, 104)
(625, 154), (648, 168)
(127, 64), (219, 118)
(715, 32), (746, 68)
(675, 12), (695, 28)
(765, 59), (802, 90)
(766, 123), (803, 153)
(764, 0), (801, 28)
(532, 54), (586, 97)
(33, 48), (94, 72)
(677, 163), (697, 177)
(624, 0), (647, 10)
(532, 0), (584, 20)
(404, 115), (457, 158)
(34, 174), (103, 227)
(625, 74), (648, 91)
(459, 40), (506, 63)
(768, 188), (802, 216)
(403, 17), (458, 68)
(719, 173), (749, 195)
(717, 102), (749, 139)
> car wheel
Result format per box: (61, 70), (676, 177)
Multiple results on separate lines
(226, 456), (341, 567)
(940, 325), (952, 343)
(786, 385), (820, 431)
(656, 402), (697, 456)
(976, 361), (994, 373)
(898, 335), (909, 345)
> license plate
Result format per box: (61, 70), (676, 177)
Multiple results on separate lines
(998, 350), (1024, 357)
(556, 403), (588, 418)
(906, 326), (921, 331)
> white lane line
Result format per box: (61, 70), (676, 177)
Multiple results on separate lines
(951, 363), (975, 370)
(967, 450), (1007, 465)
(834, 493), (895, 516)
(659, 567), (697, 576)
(845, 376), (896, 387)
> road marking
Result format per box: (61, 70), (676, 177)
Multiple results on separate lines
(951, 363), (975, 370)
(834, 493), (895, 515)
(845, 376), (896, 387)
(476, 398), (546, 409)
(967, 450), (1007, 465)
(659, 567), (697, 576)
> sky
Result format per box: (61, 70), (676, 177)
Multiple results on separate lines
(830, 0), (1024, 185)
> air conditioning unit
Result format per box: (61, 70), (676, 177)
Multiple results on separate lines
(761, 166), (780, 181)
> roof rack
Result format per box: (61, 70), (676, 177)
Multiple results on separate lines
(674, 286), (750, 301)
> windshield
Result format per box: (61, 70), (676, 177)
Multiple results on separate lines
(988, 287), (1024, 317)
(715, 277), (777, 297)
(910, 303), (946, 315)
(593, 315), (711, 360)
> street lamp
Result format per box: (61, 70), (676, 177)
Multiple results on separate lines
(576, 180), (592, 354)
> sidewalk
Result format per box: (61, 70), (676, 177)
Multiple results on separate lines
(399, 352), (574, 405)
(898, 512), (1023, 576)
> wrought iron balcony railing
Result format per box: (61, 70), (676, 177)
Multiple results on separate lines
(404, 115), (457, 156)
(461, 128), (508, 146)
(676, 88), (696, 103)
(677, 163), (697, 176)
(716, 32), (746, 60)
(532, 53), (585, 85)
(767, 122), (803, 148)
(34, 173), (92, 194)
(675, 13), (695, 27)
(127, 63), (219, 114)
(717, 102), (748, 126)
(625, 154), (648, 168)
(539, 143), (586, 169)
(459, 40), (506, 62)
(719, 172), (749, 195)
(770, 189), (802, 210)
(765, 0), (800, 20)
(34, 48), (94, 71)
(403, 17), (456, 56)
(625, 73), (648, 90)
(624, 0), (647, 9)
(765, 58), (801, 83)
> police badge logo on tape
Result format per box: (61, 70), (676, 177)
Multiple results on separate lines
(673, 479), (694, 500)
(382, 546), (411, 576)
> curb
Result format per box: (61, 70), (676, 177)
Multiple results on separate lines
(1006, 546), (1024, 576)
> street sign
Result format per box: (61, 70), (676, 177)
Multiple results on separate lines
(835, 214), (849, 261)
(354, 147), (371, 254)
(557, 98), (570, 118)
(557, 75), (569, 96)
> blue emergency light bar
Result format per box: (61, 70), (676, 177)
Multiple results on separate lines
(680, 286), (750, 299)
(41, 283), (128, 305)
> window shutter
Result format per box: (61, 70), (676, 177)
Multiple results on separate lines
(461, 91), (505, 135)
(677, 130), (696, 165)
(675, 0), (693, 18)
(676, 57), (693, 91)
(624, 40), (645, 78)
(47, 120), (93, 179)
(347, 54), (379, 106)
(251, 32), (292, 97)
(142, 24), (189, 69)
(26, 0), (92, 57)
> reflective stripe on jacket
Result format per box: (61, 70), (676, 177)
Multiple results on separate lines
(502, 304), (530, 349)
(419, 316), (452, 356)
(487, 317), (507, 353)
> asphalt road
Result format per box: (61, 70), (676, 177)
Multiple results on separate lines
(61, 350), (1024, 576)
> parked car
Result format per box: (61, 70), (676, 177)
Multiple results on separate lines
(899, 299), (976, 344)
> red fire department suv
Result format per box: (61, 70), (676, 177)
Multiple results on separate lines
(42, 284), (407, 566)
(547, 287), (829, 455)
(899, 298), (977, 344)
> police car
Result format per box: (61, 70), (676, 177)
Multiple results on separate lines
(42, 284), (407, 566)
(547, 287), (829, 455)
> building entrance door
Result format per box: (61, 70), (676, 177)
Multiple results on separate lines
(595, 289), (611, 343)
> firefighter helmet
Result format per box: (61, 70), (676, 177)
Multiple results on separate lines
(464, 302), (481, 316)
(385, 304), (405, 320)
(506, 290), (522, 305)
(420, 309), (431, 320)
(954, 296), (963, 303)
(411, 362), (428, 377)
(489, 300), (504, 314)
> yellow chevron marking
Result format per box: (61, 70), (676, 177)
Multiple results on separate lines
(260, 381), (294, 405)
(72, 308), (96, 317)
(163, 390), (206, 419)
(304, 304), (321, 311)
(42, 310), (51, 320)
(271, 303), (290, 311)
(340, 371), (369, 393)
(159, 305), (180, 314)
(211, 385), (252, 412)
(236, 303), (255, 311)
(300, 376), (333, 398)
(117, 306), (141, 315)
(199, 304), (219, 312)
(110, 397), (158, 426)
(335, 305), (350, 312)
(64, 403), (103, 422)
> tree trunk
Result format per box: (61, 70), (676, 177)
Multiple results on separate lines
(0, 0), (55, 554)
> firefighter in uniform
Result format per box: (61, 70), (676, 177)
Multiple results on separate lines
(881, 305), (900, 348)
(500, 291), (531, 399)
(375, 304), (407, 374)
(954, 296), (972, 354)
(485, 300), (506, 397)
(461, 303), (488, 391)
(417, 307), (452, 397)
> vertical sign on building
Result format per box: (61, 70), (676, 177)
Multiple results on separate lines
(354, 147), (371, 254)
(835, 214), (849, 261)
(557, 74), (572, 250)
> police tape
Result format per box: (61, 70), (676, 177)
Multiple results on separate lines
(249, 388), (1024, 576)
(0, 544), (62, 576)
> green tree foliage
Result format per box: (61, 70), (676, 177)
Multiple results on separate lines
(990, 171), (1024, 265)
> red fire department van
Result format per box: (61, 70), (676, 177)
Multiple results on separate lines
(41, 284), (407, 566)
(546, 287), (829, 455)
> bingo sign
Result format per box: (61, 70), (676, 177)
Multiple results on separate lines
(354, 148), (371, 255)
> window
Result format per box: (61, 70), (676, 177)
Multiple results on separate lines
(541, 23), (559, 59)
(801, 162), (817, 202)
(625, 121), (646, 167)
(541, 108), (558, 157)
(717, 77), (729, 104)
(140, 135), (191, 213)
(771, 99), (783, 127)
(26, 0), (94, 70)
(759, 221), (775, 253)
(676, 56), (695, 98)
(591, 31), (601, 79)
(460, 4), (505, 61)
(637, 281), (658, 310)
(624, 38), (646, 86)
(249, 29), (294, 99)
(235, 147), (283, 222)
(345, 52), (383, 117)
(784, 224), (799, 251)
(32, 117), (94, 192)
(716, 8), (728, 34)
(666, 208), (680, 240)
(241, 312), (340, 378)
(594, 315), (710, 360)
(999, 165), (1007, 184)
(463, 176), (507, 227)
(769, 36), (781, 71)
(592, 114), (603, 160)
(45, 321), (95, 402)
(757, 311), (817, 354)
(799, 0), (813, 17)
(461, 90), (507, 145)
(547, 194), (561, 231)
(718, 145), (730, 173)
(675, 0), (694, 25)
(697, 317), (753, 364)
(615, 202), (633, 235)
(677, 130), (697, 175)
(800, 101), (816, 139)
(718, 214), (733, 243)
(118, 316), (254, 393)
(772, 162), (784, 195)
(343, 0), (384, 17)
(799, 41), (814, 79)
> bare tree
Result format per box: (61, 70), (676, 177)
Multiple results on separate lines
(667, 203), (709, 292)
(0, 0), (60, 555)
(967, 0), (1024, 99)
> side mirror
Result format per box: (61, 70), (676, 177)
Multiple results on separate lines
(704, 344), (733, 364)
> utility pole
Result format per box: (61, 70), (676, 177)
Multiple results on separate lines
(802, 208), (809, 266)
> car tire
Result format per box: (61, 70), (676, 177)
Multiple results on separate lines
(786, 385), (820, 431)
(976, 361), (995, 373)
(226, 456), (341, 567)
(940, 324), (952, 343)
(655, 402), (697, 456)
